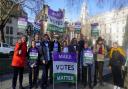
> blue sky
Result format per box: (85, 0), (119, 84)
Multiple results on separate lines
(26, 0), (128, 22)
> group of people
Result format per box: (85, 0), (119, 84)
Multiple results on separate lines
(11, 34), (127, 89)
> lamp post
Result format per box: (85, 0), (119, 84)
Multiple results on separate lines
(26, 22), (33, 47)
(39, 13), (48, 34)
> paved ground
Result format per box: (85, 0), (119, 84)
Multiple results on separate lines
(0, 70), (123, 89)
(0, 58), (123, 89)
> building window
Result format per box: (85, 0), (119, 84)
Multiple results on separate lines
(8, 18), (12, 23)
(10, 37), (13, 45)
(3, 43), (9, 47)
(6, 26), (9, 34)
(10, 27), (13, 34)
(6, 26), (13, 35)
(5, 36), (13, 45)
(5, 36), (10, 44)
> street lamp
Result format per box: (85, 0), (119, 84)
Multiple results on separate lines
(26, 24), (32, 36)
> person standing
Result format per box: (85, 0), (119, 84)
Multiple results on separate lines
(62, 40), (69, 53)
(41, 34), (52, 89)
(124, 54), (128, 89)
(78, 35), (86, 82)
(109, 42), (126, 89)
(27, 40), (40, 89)
(34, 33), (43, 85)
(11, 36), (27, 89)
(51, 37), (61, 53)
(34, 33), (43, 56)
(93, 40), (98, 86)
(80, 41), (94, 89)
(95, 37), (106, 86)
(68, 38), (78, 53)
(50, 37), (61, 84)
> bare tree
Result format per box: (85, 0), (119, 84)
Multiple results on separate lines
(2, 0), (127, 43)
(0, 0), (28, 42)
(0, 0), (44, 42)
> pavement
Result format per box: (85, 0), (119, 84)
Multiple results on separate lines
(0, 70), (124, 89)
(0, 58), (123, 89)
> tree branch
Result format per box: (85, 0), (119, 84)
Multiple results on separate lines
(0, 0), (26, 26)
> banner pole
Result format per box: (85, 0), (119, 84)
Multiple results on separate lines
(53, 61), (55, 89)
(53, 74), (54, 89)
(76, 63), (78, 89)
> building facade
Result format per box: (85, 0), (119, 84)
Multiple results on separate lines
(80, 1), (91, 37)
(89, 7), (128, 46)
(0, 10), (28, 46)
(4, 17), (19, 45)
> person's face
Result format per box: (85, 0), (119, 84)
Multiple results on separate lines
(21, 36), (26, 43)
(63, 42), (67, 47)
(54, 38), (57, 41)
(98, 40), (103, 45)
(73, 39), (77, 44)
(35, 34), (39, 41)
(32, 41), (35, 47)
(44, 35), (48, 41)
(18, 39), (22, 44)
(113, 43), (118, 48)
(84, 43), (88, 48)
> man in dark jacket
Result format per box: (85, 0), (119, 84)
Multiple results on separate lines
(50, 37), (61, 84)
(78, 35), (86, 82)
(68, 38), (78, 53)
(41, 34), (52, 89)
(51, 37), (61, 53)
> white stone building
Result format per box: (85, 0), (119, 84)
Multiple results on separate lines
(89, 7), (128, 46)
(80, 1), (91, 37)
(4, 17), (19, 46)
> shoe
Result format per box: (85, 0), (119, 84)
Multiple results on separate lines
(29, 86), (32, 89)
(84, 84), (87, 87)
(95, 83), (100, 87)
(93, 83), (97, 86)
(89, 86), (93, 89)
(50, 80), (53, 84)
(33, 84), (38, 89)
(29, 87), (32, 89)
(41, 85), (47, 89)
(12, 87), (16, 89)
(100, 83), (105, 86)
(19, 86), (25, 89)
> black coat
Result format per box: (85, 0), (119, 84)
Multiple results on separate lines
(78, 40), (85, 52)
(68, 44), (78, 53)
(50, 41), (61, 52)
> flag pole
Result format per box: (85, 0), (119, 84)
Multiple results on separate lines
(76, 63), (78, 89)
(53, 58), (55, 89)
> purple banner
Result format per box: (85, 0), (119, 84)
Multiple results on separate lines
(53, 52), (77, 62)
(74, 22), (81, 29)
(48, 7), (64, 19)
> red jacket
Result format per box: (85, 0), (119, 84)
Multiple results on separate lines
(11, 42), (27, 67)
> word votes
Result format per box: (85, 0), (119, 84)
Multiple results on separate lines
(58, 54), (72, 59)
(56, 65), (74, 71)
